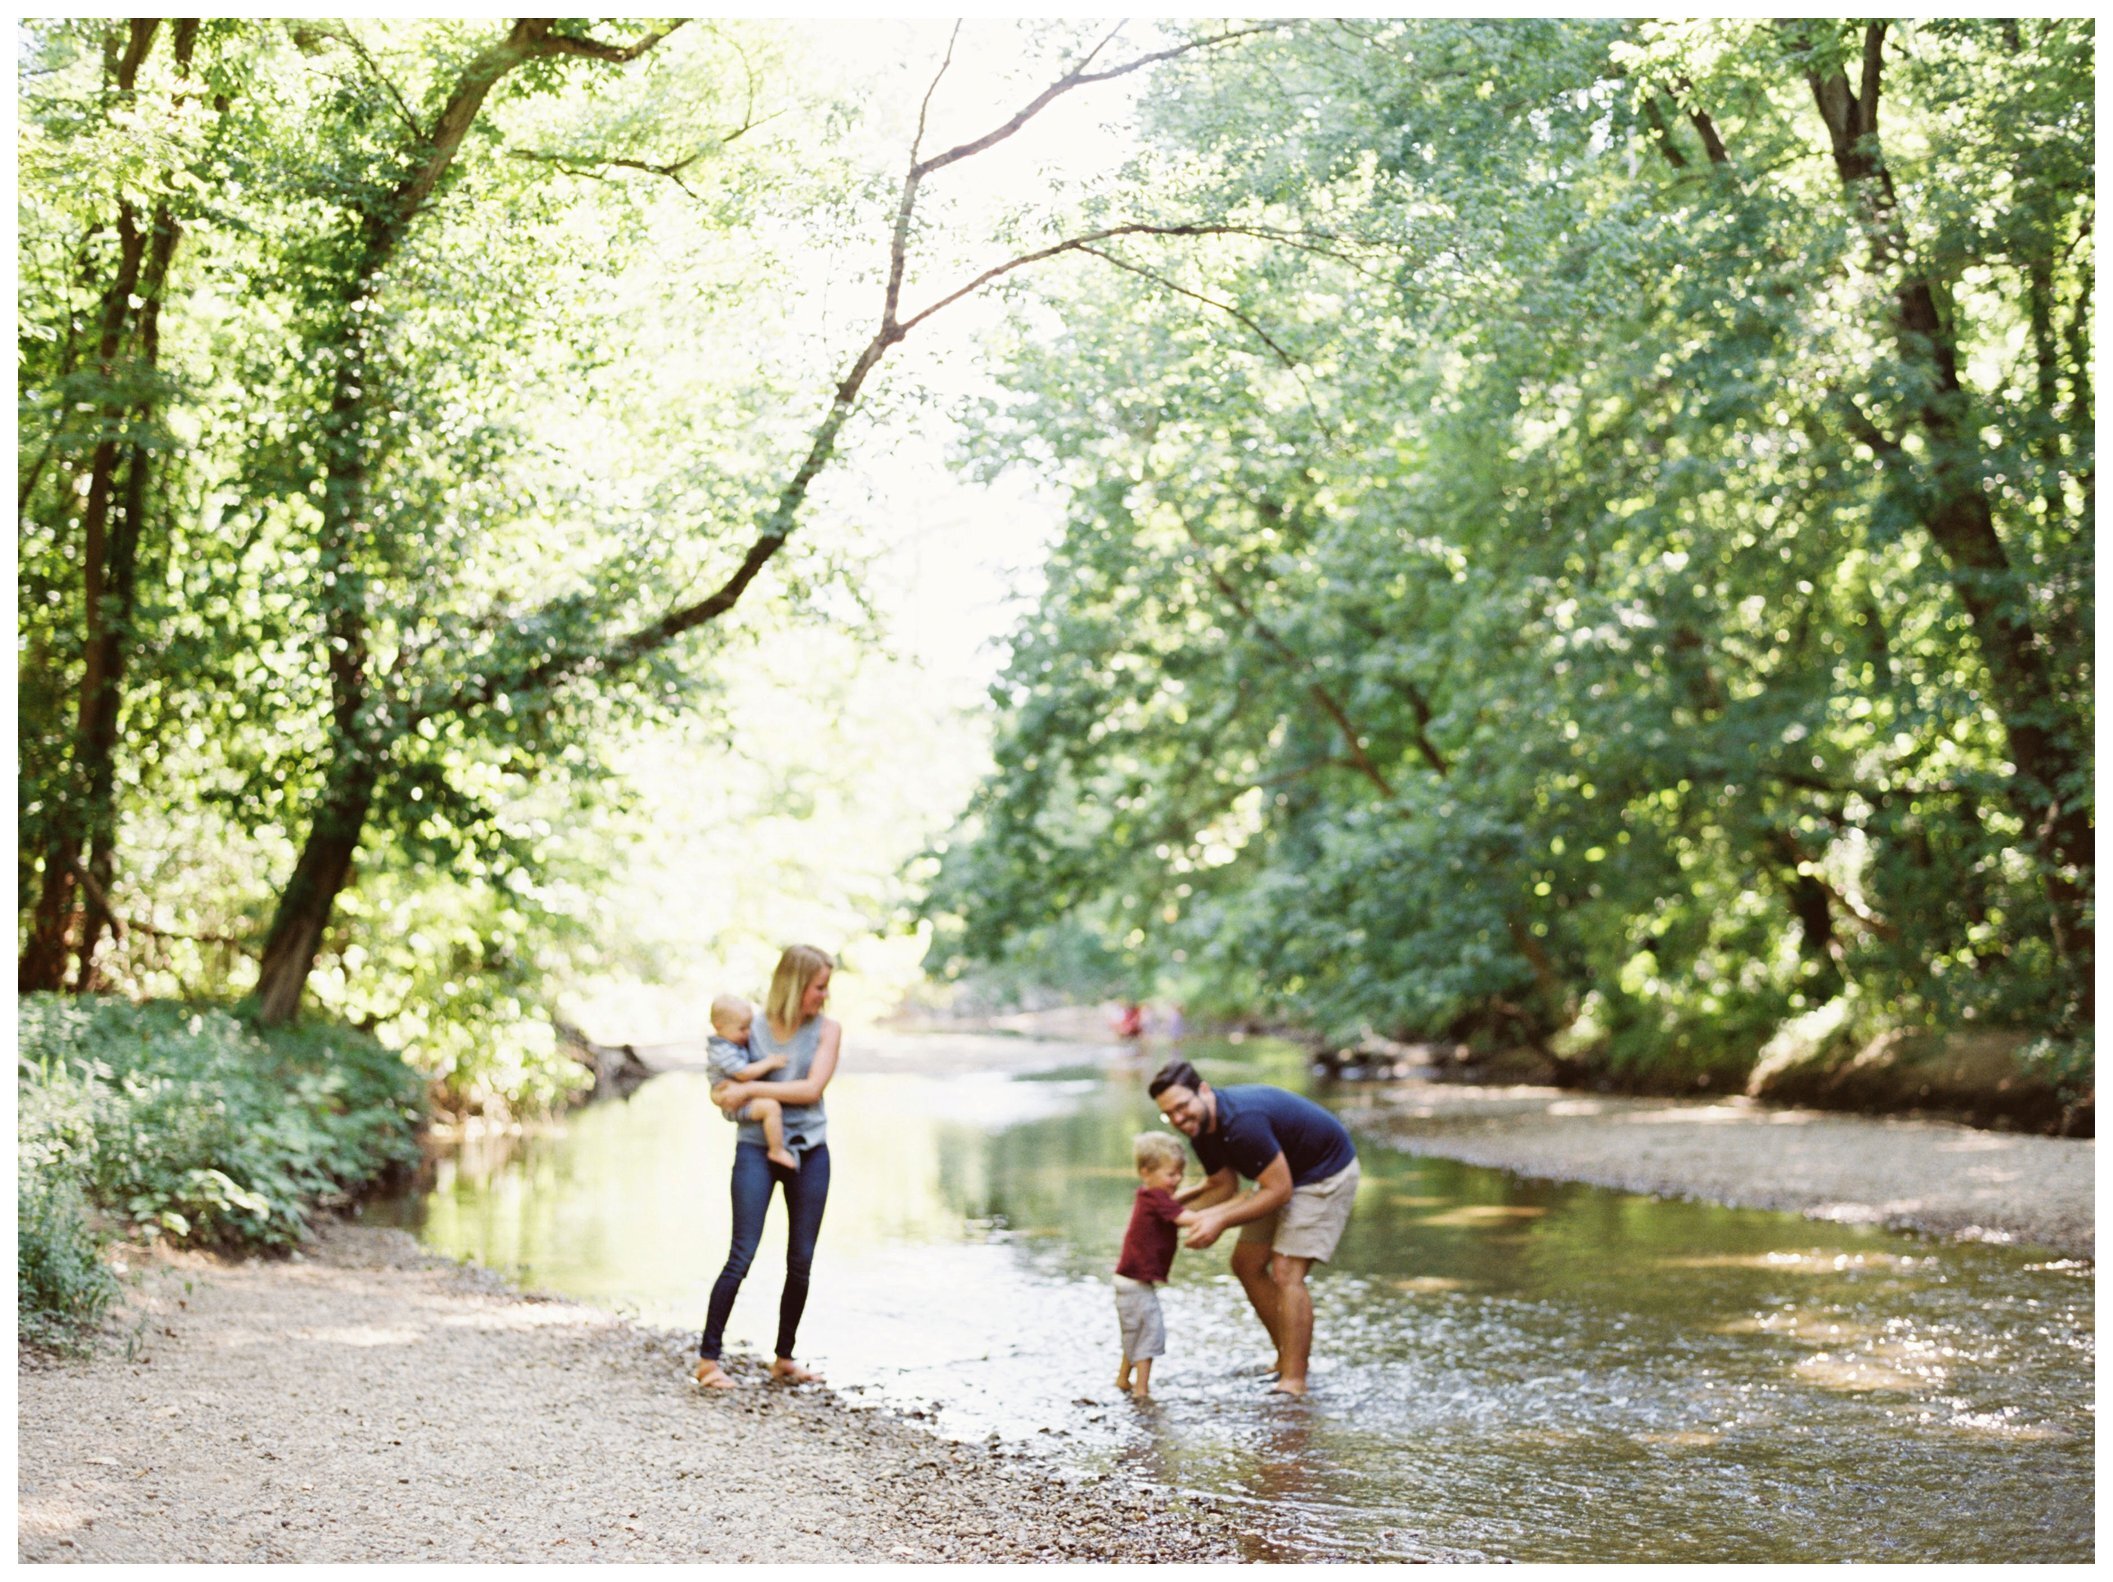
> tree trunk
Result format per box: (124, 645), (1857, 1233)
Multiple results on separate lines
(20, 20), (163, 994)
(250, 20), (678, 1025)
(74, 100), (192, 985)
(73, 436), (155, 989)
(1800, 26), (2093, 1017)
(253, 761), (377, 1026)
(2025, 251), (2068, 529)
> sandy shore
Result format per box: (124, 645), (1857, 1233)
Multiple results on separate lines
(17, 1221), (1237, 1564)
(1347, 1078), (2095, 1259)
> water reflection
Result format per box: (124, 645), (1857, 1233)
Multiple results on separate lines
(373, 1036), (2093, 1562)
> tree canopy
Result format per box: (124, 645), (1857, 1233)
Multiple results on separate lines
(920, 19), (2093, 1089)
(17, 18), (1289, 1108)
(18, 19), (2093, 1108)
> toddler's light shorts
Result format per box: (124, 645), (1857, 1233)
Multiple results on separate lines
(1112, 1272), (1166, 1361)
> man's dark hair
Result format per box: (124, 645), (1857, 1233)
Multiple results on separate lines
(1148, 1058), (1204, 1099)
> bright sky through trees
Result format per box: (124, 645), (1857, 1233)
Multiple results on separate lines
(562, 21), (1155, 1039)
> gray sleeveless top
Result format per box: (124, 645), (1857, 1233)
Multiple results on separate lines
(739, 1013), (828, 1151)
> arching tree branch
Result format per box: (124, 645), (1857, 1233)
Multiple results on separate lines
(422, 24), (1294, 724)
(913, 23), (1279, 179)
(538, 22), (688, 65)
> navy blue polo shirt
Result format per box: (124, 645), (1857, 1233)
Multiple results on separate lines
(1191, 1084), (1355, 1187)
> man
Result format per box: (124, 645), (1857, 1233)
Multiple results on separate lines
(1149, 1058), (1360, 1397)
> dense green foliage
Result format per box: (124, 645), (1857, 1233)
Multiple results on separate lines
(13, 18), (921, 1105)
(17, 20), (2093, 1116)
(17, 994), (424, 1348)
(923, 20), (2093, 1093)
(15, 20), (1261, 1109)
(16, 19), (767, 1095)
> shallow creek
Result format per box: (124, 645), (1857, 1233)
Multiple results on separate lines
(371, 1034), (2093, 1562)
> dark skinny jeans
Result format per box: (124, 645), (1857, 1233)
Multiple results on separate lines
(698, 1140), (830, 1362)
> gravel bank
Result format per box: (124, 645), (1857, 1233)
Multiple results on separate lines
(1352, 1079), (2095, 1258)
(17, 1221), (1237, 1564)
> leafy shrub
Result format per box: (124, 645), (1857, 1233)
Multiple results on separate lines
(17, 1172), (118, 1354)
(17, 1051), (120, 1352)
(16, 995), (425, 1347)
(2018, 1032), (2095, 1112)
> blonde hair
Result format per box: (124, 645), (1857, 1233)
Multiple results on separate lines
(708, 994), (752, 1037)
(765, 944), (835, 1033)
(1132, 1131), (1186, 1175)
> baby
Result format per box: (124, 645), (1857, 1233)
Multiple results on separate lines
(1113, 1130), (1197, 1400)
(705, 994), (799, 1172)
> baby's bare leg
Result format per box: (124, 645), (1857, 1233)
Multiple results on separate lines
(750, 1097), (799, 1170)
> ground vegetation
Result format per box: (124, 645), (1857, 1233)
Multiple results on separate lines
(17, 993), (423, 1348)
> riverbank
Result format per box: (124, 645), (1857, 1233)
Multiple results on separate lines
(17, 1220), (1238, 1563)
(20, 1055), (2093, 1563)
(1346, 1078), (2095, 1259)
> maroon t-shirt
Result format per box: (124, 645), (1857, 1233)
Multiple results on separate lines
(1115, 1186), (1185, 1283)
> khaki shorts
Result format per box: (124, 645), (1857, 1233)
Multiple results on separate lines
(1236, 1159), (1360, 1263)
(1112, 1273), (1166, 1361)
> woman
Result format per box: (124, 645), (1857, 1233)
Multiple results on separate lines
(693, 944), (839, 1389)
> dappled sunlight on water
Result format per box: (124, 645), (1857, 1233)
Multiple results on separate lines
(373, 1034), (2093, 1562)
(1665, 1249), (1923, 1273)
(1414, 1203), (1550, 1227)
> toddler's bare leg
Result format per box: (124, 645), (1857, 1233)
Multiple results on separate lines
(1117, 1356), (1133, 1393)
(753, 1097), (799, 1171)
(1131, 1358), (1154, 1400)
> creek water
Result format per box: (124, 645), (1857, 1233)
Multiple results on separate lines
(369, 1033), (2093, 1562)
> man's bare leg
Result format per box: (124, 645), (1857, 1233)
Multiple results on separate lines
(750, 1097), (799, 1172)
(1268, 1253), (1316, 1396)
(1231, 1240), (1287, 1370)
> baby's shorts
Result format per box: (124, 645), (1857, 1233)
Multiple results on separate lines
(1112, 1272), (1166, 1361)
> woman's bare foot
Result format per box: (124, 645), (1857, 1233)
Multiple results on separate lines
(692, 1359), (737, 1390)
(769, 1358), (822, 1385)
(766, 1146), (801, 1172)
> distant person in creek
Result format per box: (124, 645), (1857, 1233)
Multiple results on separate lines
(1113, 1131), (1200, 1402)
(692, 945), (840, 1390)
(1114, 1002), (1145, 1041)
(703, 993), (800, 1172)
(1149, 1058), (1360, 1398)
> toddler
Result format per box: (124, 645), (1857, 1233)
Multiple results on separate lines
(705, 994), (799, 1172)
(1113, 1130), (1196, 1400)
